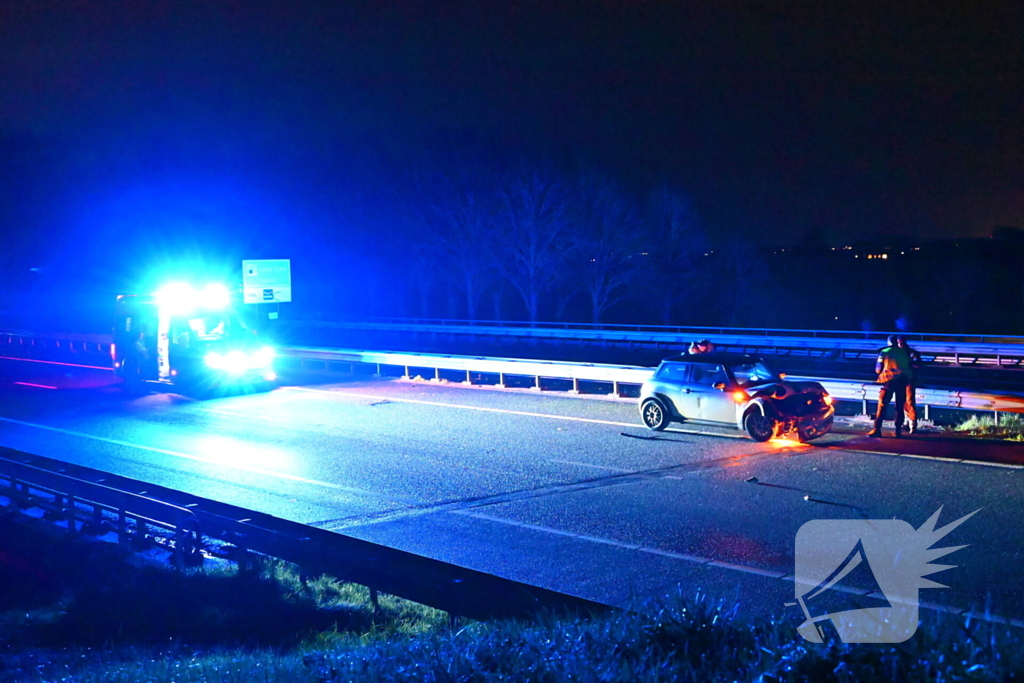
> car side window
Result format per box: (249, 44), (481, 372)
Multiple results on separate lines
(691, 364), (727, 386)
(655, 363), (690, 382)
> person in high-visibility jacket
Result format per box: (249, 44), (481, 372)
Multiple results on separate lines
(867, 334), (913, 437)
(896, 335), (923, 434)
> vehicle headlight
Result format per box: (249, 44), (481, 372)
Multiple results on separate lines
(205, 352), (224, 369)
(251, 346), (275, 368)
(823, 394), (833, 406)
(223, 350), (248, 374)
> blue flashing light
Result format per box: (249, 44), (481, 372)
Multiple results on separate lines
(156, 283), (198, 315)
(156, 282), (231, 315)
(200, 283), (230, 310)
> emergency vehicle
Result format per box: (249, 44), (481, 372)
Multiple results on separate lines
(112, 283), (276, 394)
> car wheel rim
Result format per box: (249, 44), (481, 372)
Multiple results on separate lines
(644, 403), (662, 427)
(750, 415), (773, 438)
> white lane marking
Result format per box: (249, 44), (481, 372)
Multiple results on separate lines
(829, 445), (1024, 470)
(286, 386), (640, 427)
(0, 415), (395, 497)
(281, 387), (1024, 469)
(14, 382), (58, 389)
(285, 385), (746, 439)
(458, 510), (1010, 623)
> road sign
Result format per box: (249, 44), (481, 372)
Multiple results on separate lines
(242, 259), (292, 304)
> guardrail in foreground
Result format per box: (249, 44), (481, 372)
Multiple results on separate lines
(0, 447), (607, 621)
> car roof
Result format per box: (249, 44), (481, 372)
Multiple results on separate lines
(659, 353), (765, 365)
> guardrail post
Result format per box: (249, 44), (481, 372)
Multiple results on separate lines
(65, 494), (76, 534)
(532, 375), (542, 391)
(994, 410), (1000, 427)
(117, 507), (128, 545)
(84, 505), (105, 536)
(8, 478), (23, 511)
(613, 380), (620, 397)
(174, 517), (202, 570)
(570, 377), (580, 394)
(403, 365), (411, 380)
(463, 370), (472, 386)
(498, 372), (506, 388)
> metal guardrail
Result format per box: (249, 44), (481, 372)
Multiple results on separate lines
(0, 450), (202, 568)
(327, 317), (1024, 346)
(2, 328), (1023, 415)
(0, 330), (111, 355)
(303, 320), (1024, 368)
(0, 447), (607, 621)
(281, 346), (1024, 415)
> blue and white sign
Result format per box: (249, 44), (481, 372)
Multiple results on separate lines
(242, 259), (292, 304)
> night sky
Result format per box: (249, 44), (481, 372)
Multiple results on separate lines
(1, 1), (1021, 261)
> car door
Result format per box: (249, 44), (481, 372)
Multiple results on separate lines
(688, 363), (734, 424)
(654, 362), (699, 419)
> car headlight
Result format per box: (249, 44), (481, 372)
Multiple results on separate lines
(823, 394), (833, 406)
(206, 348), (274, 374)
(223, 350), (248, 374)
(251, 346), (275, 368)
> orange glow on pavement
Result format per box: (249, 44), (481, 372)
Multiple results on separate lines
(768, 437), (810, 448)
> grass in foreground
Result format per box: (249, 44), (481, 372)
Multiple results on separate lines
(1, 516), (1023, 682)
(951, 414), (1024, 441)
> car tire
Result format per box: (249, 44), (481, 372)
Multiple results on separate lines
(744, 410), (777, 442)
(640, 398), (669, 431)
(796, 426), (819, 443)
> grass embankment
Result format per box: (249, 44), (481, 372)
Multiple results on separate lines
(0, 516), (1021, 682)
(952, 414), (1024, 441)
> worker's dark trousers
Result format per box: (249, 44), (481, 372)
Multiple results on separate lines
(873, 376), (909, 435)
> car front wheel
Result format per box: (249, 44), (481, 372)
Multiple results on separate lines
(744, 411), (777, 442)
(640, 398), (669, 431)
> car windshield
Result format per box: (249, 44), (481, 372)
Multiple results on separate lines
(729, 362), (779, 387)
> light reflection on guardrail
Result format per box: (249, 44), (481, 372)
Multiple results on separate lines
(280, 346), (1024, 416)
(1, 329), (1022, 416)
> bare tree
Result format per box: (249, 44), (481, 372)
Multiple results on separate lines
(575, 175), (642, 323)
(491, 168), (577, 322)
(423, 171), (497, 320)
(392, 165), (496, 320)
(641, 184), (707, 325)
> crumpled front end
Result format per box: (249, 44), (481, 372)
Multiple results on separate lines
(754, 381), (835, 440)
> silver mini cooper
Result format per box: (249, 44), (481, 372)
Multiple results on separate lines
(638, 353), (834, 442)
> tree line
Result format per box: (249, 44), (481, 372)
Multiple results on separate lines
(346, 162), (1023, 335)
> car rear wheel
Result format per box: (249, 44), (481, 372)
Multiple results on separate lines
(744, 411), (777, 442)
(640, 398), (669, 431)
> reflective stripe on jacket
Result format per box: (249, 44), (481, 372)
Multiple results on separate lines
(876, 346), (911, 383)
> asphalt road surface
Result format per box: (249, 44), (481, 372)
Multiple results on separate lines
(1, 356), (1022, 630)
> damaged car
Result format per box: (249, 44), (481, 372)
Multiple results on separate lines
(638, 353), (834, 442)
